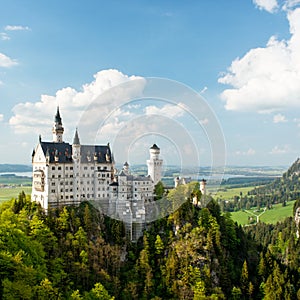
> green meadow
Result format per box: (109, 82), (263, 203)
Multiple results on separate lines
(0, 186), (32, 203)
(231, 200), (296, 225)
(215, 186), (255, 200)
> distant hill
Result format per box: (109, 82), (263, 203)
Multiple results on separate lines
(0, 164), (31, 173)
(249, 158), (300, 197)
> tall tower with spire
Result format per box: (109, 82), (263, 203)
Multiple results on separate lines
(52, 107), (64, 143)
(147, 144), (163, 185)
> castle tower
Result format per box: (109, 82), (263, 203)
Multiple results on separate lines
(147, 144), (163, 185)
(123, 162), (129, 175)
(72, 128), (81, 201)
(52, 107), (64, 143)
(200, 179), (207, 195)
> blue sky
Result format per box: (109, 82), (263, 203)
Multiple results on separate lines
(1, 0), (300, 167)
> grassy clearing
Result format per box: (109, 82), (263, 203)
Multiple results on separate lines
(214, 186), (255, 200)
(230, 200), (296, 225)
(0, 186), (32, 203)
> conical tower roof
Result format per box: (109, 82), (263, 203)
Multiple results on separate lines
(73, 128), (80, 145)
(54, 106), (62, 125)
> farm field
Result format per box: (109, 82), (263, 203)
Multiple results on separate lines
(0, 186), (32, 203)
(230, 200), (296, 225)
(214, 186), (255, 200)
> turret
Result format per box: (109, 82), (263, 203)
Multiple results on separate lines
(123, 162), (129, 175)
(72, 128), (81, 160)
(147, 144), (163, 185)
(200, 179), (207, 195)
(52, 107), (64, 143)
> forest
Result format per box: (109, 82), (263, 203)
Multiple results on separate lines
(0, 179), (300, 299)
(218, 158), (300, 213)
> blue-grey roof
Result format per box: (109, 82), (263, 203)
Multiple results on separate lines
(150, 144), (160, 150)
(39, 142), (112, 164)
(54, 107), (62, 125)
(41, 142), (73, 163)
(73, 129), (80, 145)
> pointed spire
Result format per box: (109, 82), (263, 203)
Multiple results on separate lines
(39, 134), (42, 143)
(54, 106), (62, 125)
(73, 128), (80, 145)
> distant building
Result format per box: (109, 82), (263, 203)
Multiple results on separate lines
(31, 108), (163, 240)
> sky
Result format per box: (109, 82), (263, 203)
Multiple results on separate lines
(1, 0), (300, 167)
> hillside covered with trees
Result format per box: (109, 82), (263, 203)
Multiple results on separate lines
(0, 185), (300, 299)
(219, 158), (300, 213)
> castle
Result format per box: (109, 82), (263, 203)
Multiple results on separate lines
(31, 108), (162, 240)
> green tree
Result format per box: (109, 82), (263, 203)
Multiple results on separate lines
(154, 181), (165, 200)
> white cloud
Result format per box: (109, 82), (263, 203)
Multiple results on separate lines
(0, 53), (18, 67)
(270, 144), (290, 154)
(144, 103), (185, 118)
(5, 25), (30, 31)
(283, 0), (300, 10)
(219, 8), (300, 113)
(9, 69), (145, 136)
(200, 118), (209, 125)
(0, 114), (3, 122)
(253, 0), (279, 13)
(273, 113), (287, 123)
(0, 33), (10, 40)
(235, 148), (256, 156)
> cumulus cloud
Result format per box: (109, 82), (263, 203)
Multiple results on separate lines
(283, 0), (300, 10)
(253, 0), (279, 13)
(0, 53), (18, 67)
(273, 113), (287, 123)
(144, 103), (185, 118)
(270, 145), (291, 154)
(236, 148), (256, 156)
(219, 7), (300, 113)
(5, 25), (30, 31)
(9, 69), (145, 136)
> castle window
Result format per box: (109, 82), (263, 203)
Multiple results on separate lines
(91, 166), (94, 170)
(70, 189), (73, 192)
(58, 166), (61, 170)
(84, 166), (87, 170)
(61, 196), (63, 199)
(70, 167), (73, 170)
(51, 189), (55, 193)
(58, 175), (61, 178)
(66, 196), (69, 199)
(107, 173), (110, 177)
(66, 166), (68, 170)
(52, 166), (55, 170)
(70, 195), (73, 199)
(51, 182), (55, 186)
(61, 189), (63, 192)
(52, 175), (55, 178)
(70, 175), (73, 178)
